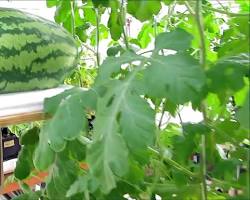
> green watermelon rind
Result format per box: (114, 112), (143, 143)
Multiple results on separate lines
(0, 7), (79, 94)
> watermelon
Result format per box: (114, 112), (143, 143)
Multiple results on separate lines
(0, 7), (79, 94)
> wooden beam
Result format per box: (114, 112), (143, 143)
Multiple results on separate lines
(0, 112), (45, 127)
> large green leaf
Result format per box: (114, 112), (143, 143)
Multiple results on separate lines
(88, 78), (155, 193)
(137, 29), (206, 104)
(127, 0), (161, 22)
(43, 89), (97, 152)
(108, 1), (122, 41)
(46, 0), (59, 8)
(234, 81), (250, 106)
(47, 154), (79, 199)
(46, 93), (88, 152)
(87, 81), (130, 194)
(120, 92), (155, 163)
(137, 22), (154, 48)
(105, 181), (139, 199)
(54, 1), (71, 24)
(159, 123), (182, 148)
(214, 119), (244, 143)
(173, 123), (209, 164)
(231, 16), (249, 36)
(44, 87), (83, 115)
(95, 51), (144, 85)
(108, 10), (122, 41)
(141, 53), (206, 104)
(14, 146), (34, 180)
(207, 54), (249, 95)
(178, 13), (218, 62)
(33, 124), (55, 171)
(66, 175), (88, 197)
(236, 0), (250, 12)
(236, 92), (250, 129)
(107, 45), (124, 57)
(213, 159), (241, 182)
(162, 0), (176, 5)
(87, 134), (128, 193)
(155, 28), (193, 52)
(83, 5), (97, 25)
(218, 16), (249, 58)
(64, 139), (86, 161)
(20, 126), (40, 146)
(14, 127), (40, 180)
(92, 0), (110, 8)
(218, 38), (249, 58)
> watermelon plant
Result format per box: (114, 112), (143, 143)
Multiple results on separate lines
(7, 0), (250, 199)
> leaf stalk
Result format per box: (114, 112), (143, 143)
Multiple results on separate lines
(148, 147), (199, 178)
(121, 0), (129, 50)
(70, 1), (76, 37)
(95, 8), (100, 67)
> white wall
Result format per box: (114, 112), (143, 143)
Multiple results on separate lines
(0, 0), (55, 20)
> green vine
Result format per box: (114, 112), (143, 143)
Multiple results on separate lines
(120, 0), (129, 50)
(95, 8), (100, 67)
(195, 0), (208, 199)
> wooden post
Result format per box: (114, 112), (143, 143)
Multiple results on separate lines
(0, 128), (3, 189)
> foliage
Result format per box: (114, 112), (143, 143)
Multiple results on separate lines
(12, 0), (249, 200)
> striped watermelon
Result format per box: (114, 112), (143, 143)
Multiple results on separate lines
(0, 7), (79, 94)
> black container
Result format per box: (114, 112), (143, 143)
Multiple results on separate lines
(1, 128), (21, 161)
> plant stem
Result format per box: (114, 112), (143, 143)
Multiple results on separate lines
(148, 147), (199, 178)
(209, 176), (245, 189)
(146, 144), (166, 197)
(70, 1), (76, 37)
(77, 70), (84, 87)
(144, 182), (199, 193)
(95, 8), (100, 67)
(138, 49), (154, 55)
(195, 1), (208, 200)
(185, 0), (250, 17)
(247, 140), (250, 198)
(84, 190), (90, 200)
(153, 15), (158, 38)
(164, 156), (199, 178)
(203, 5), (250, 17)
(184, 1), (195, 16)
(166, 1), (176, 30)
(121, 0), (129, 50)
(215, 0), (227, 11)
(195, 2), (206, 68)
(81, 43), (97, 55)
(177, 111), (183, 124)
(200, 127), (207, 200)
(148, 99), (172, 198)
(158, 99), (166, 129)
